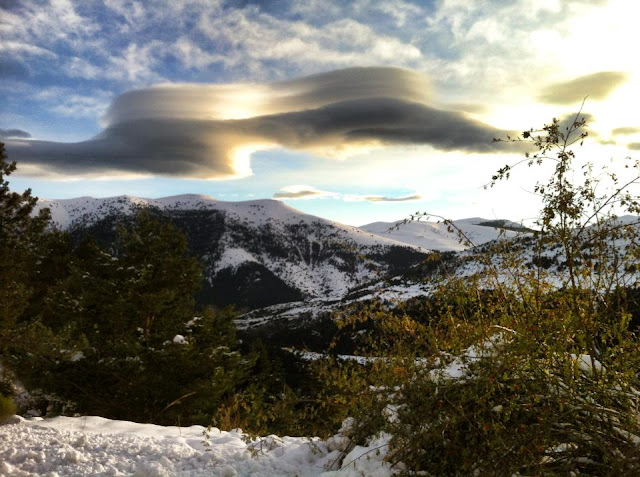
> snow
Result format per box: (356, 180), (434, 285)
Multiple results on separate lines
(213, 248), (259, 273)
(361, 217), (525, 251)
(0, 416), (396, 477)
(34, 194), (429, 301)
(172, 335), (187, 345)
(35, 194), (418, 250)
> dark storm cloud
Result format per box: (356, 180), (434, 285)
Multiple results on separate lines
(538, 71), (629, 105)
(6, 67), (516, 179)
(364, 194), (421, 202)
(0, 128), (31, 139)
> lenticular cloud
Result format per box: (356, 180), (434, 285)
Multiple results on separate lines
(6, 67), (513, 180)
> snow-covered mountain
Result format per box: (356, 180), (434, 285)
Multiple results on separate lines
(360, 217), (530, 251)
(32, 195), (639, 338)
(35, 195), (428, 309)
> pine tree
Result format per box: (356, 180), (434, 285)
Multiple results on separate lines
(0, 142), (50, 394)
(14, 209), (245, 424)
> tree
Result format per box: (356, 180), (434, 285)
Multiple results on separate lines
(0, 142), (50, 394)
(12, 209), (245, 424)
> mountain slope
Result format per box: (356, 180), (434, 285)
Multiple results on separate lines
(361, 217), (529, 251)
(35, 195), (428, 308)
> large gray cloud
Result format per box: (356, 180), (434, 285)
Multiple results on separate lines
(102, 67), (432, 124)
(0, 128), (31, 139)
(538, 71), (629, 105)
(6, 67), (516, 179)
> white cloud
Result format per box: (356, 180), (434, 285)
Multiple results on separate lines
(354, 0), (423, 27)
(103, 0), (147, 29)
(66, 57), (103, 79)
(34, 87), (112, 118)
(273, 185), (337, 200)
(50, 94), (111, 118)
(1, 0), (100, 48)
(173, 37), (224, 70)
(107, 42), (166, 83)
(344, 193), (422, 203)
(0, 41), (57, 58)
(196, 8), (424, 74)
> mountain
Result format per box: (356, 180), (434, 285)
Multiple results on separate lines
(33, 195), (638, 342)
(34, 194), (428, 309)
(360, 217), (531, 251)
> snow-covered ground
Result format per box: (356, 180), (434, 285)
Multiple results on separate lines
(0, 415), (394, 477)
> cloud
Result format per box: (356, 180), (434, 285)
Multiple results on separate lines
(273, 187), (423, 203)
(556, 111), (596, 131)
(628, 142), (640, 151)
(0, 128), (31, 139)
(274, 190), (322, 199)
(197, 10), (423, 74)
(363, 194), (422, 202)
(273, 185), (335, 199)
(1, 1), (99, 53)
(0, 41), (57, 58)
(538, 71), (629, 105)
(6, 67), (516, 179)
(612, 127), (640, 136)
(101, 66), (432, 124)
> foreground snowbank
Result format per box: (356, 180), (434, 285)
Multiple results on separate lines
(0, 415), (394, 476)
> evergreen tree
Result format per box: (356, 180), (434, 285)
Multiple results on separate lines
(0, 142), (50, 394)
(13, 209), (245, 424)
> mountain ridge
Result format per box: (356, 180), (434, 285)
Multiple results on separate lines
(34, 194), (429, 309)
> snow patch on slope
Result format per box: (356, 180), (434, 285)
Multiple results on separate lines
(360, 217), (524, 251)
(214, 247), (259, 273)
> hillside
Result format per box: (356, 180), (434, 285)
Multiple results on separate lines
(35, 195), (428, 309)
(361, 217), (530, 251)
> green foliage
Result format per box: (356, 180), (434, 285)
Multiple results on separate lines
(0, 394), (17, 422)
(323, 112), (640, 475)
(383, 284), (640, 475)
(9, 209), (245, 425)
(0, 142), (51, 393)
(209, 341), (358, 438)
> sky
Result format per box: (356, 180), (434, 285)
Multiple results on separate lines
(1, 0), (639, 226)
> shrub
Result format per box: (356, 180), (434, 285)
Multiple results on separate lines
(0, 394), (17, 422)
(333, 110), (640, 475)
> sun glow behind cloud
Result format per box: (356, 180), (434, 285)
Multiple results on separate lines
(6, 67), (519, 181)
(1, 0), (638, 225)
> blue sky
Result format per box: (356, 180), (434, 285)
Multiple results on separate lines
(1, 0), (638, 225)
